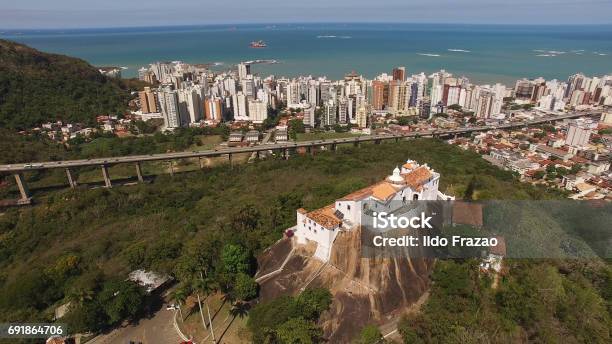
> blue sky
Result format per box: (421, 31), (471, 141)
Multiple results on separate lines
(1, 0), (612, 29)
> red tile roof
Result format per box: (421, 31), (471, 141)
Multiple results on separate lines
(404, 166), (433, 189)
(306, 204), (343, 230)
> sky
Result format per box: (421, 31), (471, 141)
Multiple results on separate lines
(1, 0), (612, 29)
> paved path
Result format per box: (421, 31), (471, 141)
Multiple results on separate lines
(87, 303), (182, 344)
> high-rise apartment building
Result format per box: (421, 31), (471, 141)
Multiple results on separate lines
(138, 87), (159, 114)
(248, 99), (268, 123)
(565, 123), (591, 147)
(392, 67), (406, 81)
(159, 88), (182, 128)
(356, 105), (368, 128)
(204, 97), (223, 121)
(371, 80), (388, 110)
(237, 63), (251, 80)
(322, 99), (337, 127)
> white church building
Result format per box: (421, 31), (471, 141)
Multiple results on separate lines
(294, 159), (455, 262)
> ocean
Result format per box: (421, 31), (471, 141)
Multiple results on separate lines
(2, 23), (611, 85)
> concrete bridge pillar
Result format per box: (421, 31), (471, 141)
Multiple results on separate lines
(307, 145), (315, 156)
(14, 173), (31, 204)
(198, 157), (204, 169)
(135, 162), (144, 182)
(331, 143), (337, 151)
(284, 148), (290, 160)
(65, 168), (77, 188)
(228, 153), (233, 167)
(374, 139), (381, 144)
(354, 140), (360, 147)
(101, 165), (112, 188)
(168, 160), (174, 176)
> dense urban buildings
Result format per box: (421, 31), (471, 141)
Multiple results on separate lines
(32, 61), (612, 202)
(135, 61), (612, 134)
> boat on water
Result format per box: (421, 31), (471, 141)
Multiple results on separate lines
(250, 40), (267, 48)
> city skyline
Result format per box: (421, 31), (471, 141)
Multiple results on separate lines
(2, 0), (612, 29)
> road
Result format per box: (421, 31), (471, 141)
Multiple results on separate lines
(86, 302), (183, 344)
(0, 111), (598, 173)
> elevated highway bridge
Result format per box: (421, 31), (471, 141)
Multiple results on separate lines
(0, 111), (599, 204)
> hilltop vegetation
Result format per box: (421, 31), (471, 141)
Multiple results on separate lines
(0, 125), (229, 165)
(0, 139), (608, 342)
(0, 39), (132, 129)
(399, 259), (611, 343)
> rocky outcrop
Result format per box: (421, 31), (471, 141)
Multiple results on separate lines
(257, 228), (434, 342)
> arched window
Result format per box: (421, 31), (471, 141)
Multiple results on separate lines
(413, 194), (419, 200)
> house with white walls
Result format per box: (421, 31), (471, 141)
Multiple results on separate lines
(294, 159), (454, 262)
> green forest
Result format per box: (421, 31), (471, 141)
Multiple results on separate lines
(0, 39), (134, 129)
(0, 125), (229, 165)
(0, 139), (609, 343)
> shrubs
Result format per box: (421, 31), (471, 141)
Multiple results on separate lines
(247, 288), (332, 343)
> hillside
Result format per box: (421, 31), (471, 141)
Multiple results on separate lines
(0, 140), (608, 343)
(0, 39), (130, 129)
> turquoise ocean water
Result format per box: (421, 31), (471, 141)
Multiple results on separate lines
(2, 23), (611, 85)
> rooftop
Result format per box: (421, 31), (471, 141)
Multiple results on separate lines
(404, 166), (433, 189)
(306, 204), (343, 230)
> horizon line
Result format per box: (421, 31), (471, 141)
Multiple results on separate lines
(2, 21), (612, 32)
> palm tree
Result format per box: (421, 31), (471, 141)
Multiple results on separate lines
(191, 278), (209, 332)
(229, 301), (249, 319)
(217, 301), (250, 342)
(193, 273), (217, 343)
(172, 286), (189, 322)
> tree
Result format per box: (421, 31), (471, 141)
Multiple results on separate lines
(221, 244), (251, 275)
(464, 176), (478, 200)
(396, 117), (414, 126)
(97, 280), (145, 325)
(556, 167), (569, 177)
(570, 164), (582, 174)
(297, 288), (333, 320)
(172, 285), (189, 321)
(192, 275), (217, 341)
(276, 317), (323, 344)
(64, 301), (108, 333)
(134, 119), (158, 134)
(357, 324), (386, 344)
(398, 319), (421, 344)
(533, 170), (545, 180)
(289, 119), (306, 135)
(232, 273), (258, 301)
(448, 104), (463, 111)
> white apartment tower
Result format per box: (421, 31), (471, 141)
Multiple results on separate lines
(565, 123), (591, 147)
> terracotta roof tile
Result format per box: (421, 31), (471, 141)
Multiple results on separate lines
(371, 182), (397, 201)
(404, 166), (433, 189)
(306, 204), (342, 230)
(339, 185), (374, 201)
